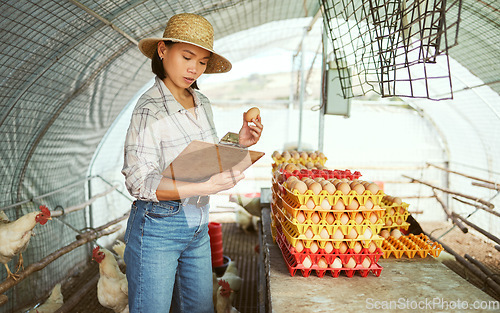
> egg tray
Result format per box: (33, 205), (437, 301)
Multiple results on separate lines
(279, 168), (362, 181)
(275, 226), (383, 278)
(273, 156), (327, 166)
(271, 201), (384, 239)
(381, 213), (410, 230)
(381, 234), (444, 259)
(281, 184), (385, 209)
(381, 202), (410, 216)
(273, 209), (384, 250)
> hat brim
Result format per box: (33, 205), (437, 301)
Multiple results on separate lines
(138, 37), (232, 74)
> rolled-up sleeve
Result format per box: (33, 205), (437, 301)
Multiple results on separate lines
(122, 105), (163, 202)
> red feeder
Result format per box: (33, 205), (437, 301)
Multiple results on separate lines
(208, 222), (224, 267)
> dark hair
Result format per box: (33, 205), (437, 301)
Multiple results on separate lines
(152, 41), (199, 90)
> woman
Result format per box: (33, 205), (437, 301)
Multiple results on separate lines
(121, 13), (263, 313)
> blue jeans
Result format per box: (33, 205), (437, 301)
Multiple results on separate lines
(124, 199), (214, 313)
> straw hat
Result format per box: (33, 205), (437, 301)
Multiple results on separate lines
(138, 13), (231, 74)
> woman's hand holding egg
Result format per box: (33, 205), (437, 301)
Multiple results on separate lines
(239, 107), (263, 147)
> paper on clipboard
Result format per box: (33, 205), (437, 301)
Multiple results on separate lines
(161, 140), (265, 182)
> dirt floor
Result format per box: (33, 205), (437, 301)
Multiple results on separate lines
(420, 221), (500, 301)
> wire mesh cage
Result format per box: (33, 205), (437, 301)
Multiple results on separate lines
(320, 0), (463, 100)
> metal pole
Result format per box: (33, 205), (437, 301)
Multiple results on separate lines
(318, 26), (327, 152)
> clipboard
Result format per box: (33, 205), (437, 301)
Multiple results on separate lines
(161, 140), (265, 182)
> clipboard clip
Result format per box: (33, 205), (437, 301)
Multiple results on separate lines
(219, 132), (246, 149)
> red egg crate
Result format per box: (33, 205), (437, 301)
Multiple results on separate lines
(275, 226), (383, 278)
(279, 168), (361, 180)
(381, 234), (444, 259)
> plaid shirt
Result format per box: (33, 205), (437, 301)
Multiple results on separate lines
(122, 76), (218, 202)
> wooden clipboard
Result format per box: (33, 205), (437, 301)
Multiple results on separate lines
(161, 140), (265, 182)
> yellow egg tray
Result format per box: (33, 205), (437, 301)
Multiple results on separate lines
(271, 201), (384, 238)
(273, 156), (327, 166)
(381, 234), (444, 259)
(277, 189), (384, 223)
(381, 213), (410, 230)
(273, 210), (384, 250)
(282, 184), (384, 207)
(381, 202), (410, 216)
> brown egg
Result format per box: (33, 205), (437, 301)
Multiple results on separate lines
(332, 228), (344, 240)
(344, 257), (357, 268)
(332, 200), (345, 211)
(336, 182), (351, 194)
(369, 212), (378, 224)
(296, 211), (306, 223)
(396, 217), (403, 225)
(282, 151), (291, 160)
(295, 240), (304, 253)
(305, 161), (314, 169)
(299, 152), (308, 160)
(346, 199), (359, 210)
(345, 228), (358, 239)
(393, 197), (403, 205)
(309, 152), (318, 159)
(325, 213), (335, 224)
(368, 242), (377, 253)
(285, 176), (298, 187)
(353, 242), (363, 253)
(311, 212), (321, 224)
(354, 213), (364, 224)
(391, 229), (402, 239)
(309, 241), (319, 253)
(380, 229), (390, 239)
(324, 242), (334, 254)
(292, 181), (307, 194)
(339, 213), (349, 225)
(338, 242), (348, 254)
(306, 198), (315, 209)
(305, 227), (314, 239)
(308, 182), (322, 195)
(314, 177), (325, 182)
(367, 183), (380, 194)
(272, 151), (281, 159)
(291, 151), (300, 160)
(284, 163), (297, 172)
(245, 107), (260, 122)
(352, 183), (366, 194)
(317, 257), (328, 269)
(319, 228), (329, 239)
(385, 219), (393, 226)
(365, 199), (374, 210)
(322, 182), (336, 194)
(330, 257), (343, 269)
(361, 257), (371, 268)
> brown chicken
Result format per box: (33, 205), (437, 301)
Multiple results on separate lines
(0, 205), (52, 280)
(93, 246), (129, 313)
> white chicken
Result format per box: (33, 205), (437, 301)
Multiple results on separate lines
(112, 240), (126, 266)
(234, 204), (260, 234)
(27, 283), (63, 313)
(0, 205), (52, 280)
(92, 246), (129, 313)
(216, 280), (240, 313)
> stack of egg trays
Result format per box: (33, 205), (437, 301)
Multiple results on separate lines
(273, 156), (327, 166)
(274, 217), (383, 278)
(274, 194), (384, 243)
(380, 202), (410, 231)
(280, 168), (362, 181)
(381, 234), (444, 259)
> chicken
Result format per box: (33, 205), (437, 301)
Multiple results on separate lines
(219, 261), (242, 304)
(0, 205), (52, 280)
(92, 246), (129, 313)
(112, 240), (126, 266)
(27, 283), (63, 313)
(216, 280), (240, 313)
(234, 204), (260, 233)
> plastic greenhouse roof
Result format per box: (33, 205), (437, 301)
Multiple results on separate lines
(0, 1), (499, 311)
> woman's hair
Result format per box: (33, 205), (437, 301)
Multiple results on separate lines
(152, 41), (199, 90)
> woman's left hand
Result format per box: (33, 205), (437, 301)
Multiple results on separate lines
(239, 113), (263, 147)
